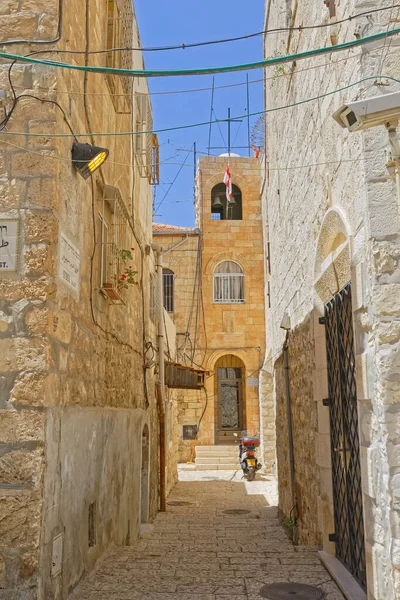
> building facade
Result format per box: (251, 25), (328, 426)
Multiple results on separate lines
(154, 155), (274, 470)
(263, 1), (400, 598)
(0, 2), (174, 598)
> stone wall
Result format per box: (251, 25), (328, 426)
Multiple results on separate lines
(0, 1), (166, 598)
(263, 0), (400, 596)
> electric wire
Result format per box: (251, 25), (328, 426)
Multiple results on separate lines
(0, 27), (399, 77)
(8, 44), (399, 100)
(2, 75), (400, 139)
(155, 145), (193, 212)
(1, 4), (397, 50)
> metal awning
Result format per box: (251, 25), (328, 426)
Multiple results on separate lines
(165, 361), (206, 390)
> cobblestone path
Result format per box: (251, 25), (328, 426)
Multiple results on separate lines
(72, 470), (344, 600)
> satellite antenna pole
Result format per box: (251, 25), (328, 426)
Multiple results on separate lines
(246, 73), (251, 157)
(193, 141), (196, 202)
(207, 77), (215, 156)
(228, 107), (231, 160)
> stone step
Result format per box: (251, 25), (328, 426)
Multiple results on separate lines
(193, 463), (240, 471)
(195, 456), (240, 465)
(196, 445), (238, 455)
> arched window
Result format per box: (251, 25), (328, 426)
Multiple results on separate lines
(162, 268), (174, 312)
(211, 183), (242, 221)
(213, 261), (244, 304)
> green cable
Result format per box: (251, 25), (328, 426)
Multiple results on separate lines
(1, 76), (399, 138)
(0, 28), (399, 78)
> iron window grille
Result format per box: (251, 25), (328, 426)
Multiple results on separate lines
(98, 186), (133, 304)
(213, 261), (245, 304)
(162, 269), (174, 313)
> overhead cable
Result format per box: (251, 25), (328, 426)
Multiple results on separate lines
(1, 28), (400, 78)
(1, 75), (399, 139)
(1, 4), (397, 51)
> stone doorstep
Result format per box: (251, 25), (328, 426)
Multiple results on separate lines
(195, 457), (240, 464)
(319, 551), (367, 600)
(195, 445), (239, 454)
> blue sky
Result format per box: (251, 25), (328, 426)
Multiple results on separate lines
(134, 1), (265, 227)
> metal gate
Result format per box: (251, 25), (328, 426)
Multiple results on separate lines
(324, 283), (366, 591)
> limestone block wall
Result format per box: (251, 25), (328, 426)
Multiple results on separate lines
(263, 0), (400, 596)
(0, 2), (163, 599)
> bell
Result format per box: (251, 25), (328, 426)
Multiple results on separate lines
(212, 195), (223, 208)
(228, 196), (236, 206)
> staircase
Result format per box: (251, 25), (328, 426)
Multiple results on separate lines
(194, 445), (240, 470)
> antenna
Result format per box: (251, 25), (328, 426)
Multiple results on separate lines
(207, 77), (215, 156)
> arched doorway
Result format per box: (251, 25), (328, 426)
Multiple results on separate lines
(214, 355), (245, 444)
(141, 424), (149, 524)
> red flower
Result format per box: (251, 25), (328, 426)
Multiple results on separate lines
(136, 281), (139, 285)
(131, 247), (135, 251)
(129, 266), (132, 269)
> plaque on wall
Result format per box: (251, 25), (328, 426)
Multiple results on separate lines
(59, 232), (80, 295)
(182, 425), (198, 441)
(0, 219), (19, 272)
(247, 377), (259, 387)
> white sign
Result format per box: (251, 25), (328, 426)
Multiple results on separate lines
(247, 377), (259, 388)
(0, 219), (19, 271)
(59, 233), (80, 294)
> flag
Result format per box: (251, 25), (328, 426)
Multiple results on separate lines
(223, 166), (232, 202)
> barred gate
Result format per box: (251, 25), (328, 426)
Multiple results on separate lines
(324, 283), (366, 591)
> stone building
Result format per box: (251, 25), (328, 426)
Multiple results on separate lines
(154, 155), (274, 470)
(263, 1), (400, 598)
(0, 1), (176, 598)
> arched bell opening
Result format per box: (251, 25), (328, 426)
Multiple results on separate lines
(211, 183), (242, 220)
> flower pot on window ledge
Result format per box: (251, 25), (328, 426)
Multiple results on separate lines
(102, 282), (122, 302)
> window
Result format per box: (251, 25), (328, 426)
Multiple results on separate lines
(105, 0), (133, 113)
(213, 261), (244, 304)
(162, 268), (174, 313)
(211, 183), (242, 221)
(97, 185), (133, 303)
(135, 94), (159, 184)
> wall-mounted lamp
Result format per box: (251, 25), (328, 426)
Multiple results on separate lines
(280, 312), (291, 331)
(71, 142), (109, 180)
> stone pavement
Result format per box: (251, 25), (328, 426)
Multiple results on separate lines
(71, 469), (344, 600)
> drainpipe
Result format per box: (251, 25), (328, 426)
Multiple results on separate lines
(154, 247), (166, 512)
(283, 330), (298, 543)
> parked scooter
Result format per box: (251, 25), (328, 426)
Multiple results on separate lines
(234, 431), (262, 481)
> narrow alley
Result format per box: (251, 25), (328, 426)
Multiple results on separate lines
(71, 470), (344, 600)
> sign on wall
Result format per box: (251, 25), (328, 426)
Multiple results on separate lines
(0, 219), (19, 272)
(59, 232), (80, 295)
(182, 425), (198, 441)
(247, 377), (259, 388)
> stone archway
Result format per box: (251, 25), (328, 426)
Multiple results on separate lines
(314, 207), (351, 304)
(213, 354), (246, 444)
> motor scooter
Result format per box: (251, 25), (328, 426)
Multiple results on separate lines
(234, 431), (262, 481)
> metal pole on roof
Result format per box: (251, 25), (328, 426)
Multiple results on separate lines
(246, 73), (251, 157)
(207, 77), (215, 156)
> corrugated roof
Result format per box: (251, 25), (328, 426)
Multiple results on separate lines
(152, 223), (197, 234)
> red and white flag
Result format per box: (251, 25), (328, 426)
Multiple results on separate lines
(223, 166), (232, 202)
